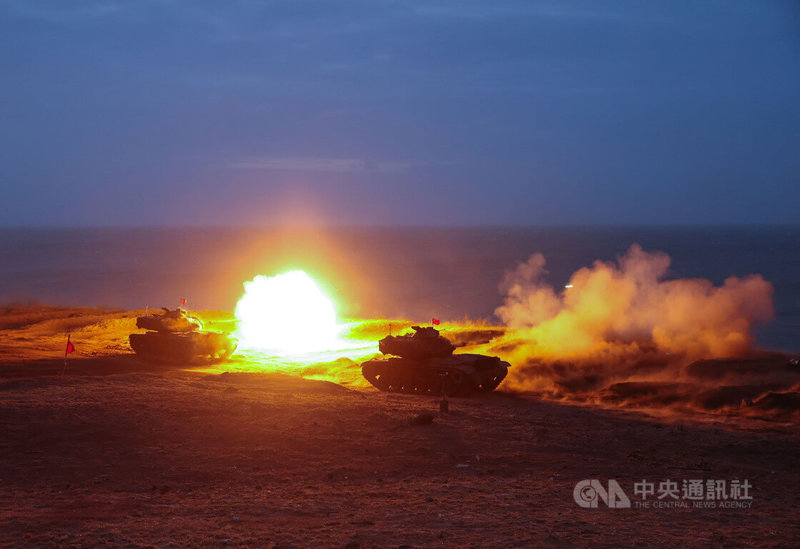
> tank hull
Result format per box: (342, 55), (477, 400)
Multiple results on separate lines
(361, 354), (509, 396)
(129, 332), (237, 365)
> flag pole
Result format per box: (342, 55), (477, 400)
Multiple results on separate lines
(62, 334), (70, 375)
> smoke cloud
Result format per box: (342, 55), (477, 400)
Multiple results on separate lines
(494, 245), (777, 398)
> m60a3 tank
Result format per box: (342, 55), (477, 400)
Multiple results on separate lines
(129, 308), (237, 364)
(361, 325), (509, 396)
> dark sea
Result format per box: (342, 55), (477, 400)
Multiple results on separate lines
(1, 226), (798, 352)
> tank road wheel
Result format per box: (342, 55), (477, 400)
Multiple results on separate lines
(385, 372), (403, 392)
(427, 375), (443, 396)
(404, 376), (418, 394)
(130, 333), (194, 364)
(423, 373), (442, 395)
(444, 370), (466, 397)
(377, 368), (400, 392)
(362, 362), (396, 392)
(399, 375), (416, 394)
(411, 372), (429, 394)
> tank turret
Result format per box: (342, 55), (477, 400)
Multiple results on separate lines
(378, 325), (456, 359)
(136, 307), (203, 333)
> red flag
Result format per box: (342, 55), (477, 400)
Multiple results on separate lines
(432, 318), (440, 325)
(180, 298), (186, 307)
(65, 335), (75, 355)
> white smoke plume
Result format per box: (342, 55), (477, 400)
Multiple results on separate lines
(495, 245), (774, 393)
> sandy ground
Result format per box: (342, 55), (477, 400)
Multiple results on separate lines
(1, 307), (799, 547)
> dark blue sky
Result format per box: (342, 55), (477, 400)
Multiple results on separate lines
(1, 0), (798, 226)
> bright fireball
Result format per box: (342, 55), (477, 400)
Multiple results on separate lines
(234, 270), (342, 354)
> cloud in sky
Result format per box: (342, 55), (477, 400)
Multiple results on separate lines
(232, 157), (411, 174)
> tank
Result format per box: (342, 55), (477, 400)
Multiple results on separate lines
(361, 325), (509, 396)
(129, 307), (237, 365)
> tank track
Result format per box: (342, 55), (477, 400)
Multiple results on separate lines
(129, 332), (237, 365)
(361, 354), (508, 397)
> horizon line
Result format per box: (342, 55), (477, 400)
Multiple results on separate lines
(1, 222), (800, 230)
